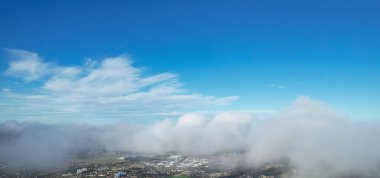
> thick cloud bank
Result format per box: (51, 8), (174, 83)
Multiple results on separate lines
(247, 96), (380, 177)
(1, 97), (380, 177)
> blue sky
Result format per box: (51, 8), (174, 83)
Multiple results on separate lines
(0, 0), (379, 122)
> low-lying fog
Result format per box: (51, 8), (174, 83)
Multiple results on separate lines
(1, 96), (380, 178)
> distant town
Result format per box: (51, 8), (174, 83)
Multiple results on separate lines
(0, 149), (290, 178)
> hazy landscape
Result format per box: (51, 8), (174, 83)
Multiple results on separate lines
(1, 97), (380, 177)
(0, 0), (379, 177)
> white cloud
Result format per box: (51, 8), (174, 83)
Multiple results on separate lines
(269, 84), (287, 89)
(1, 88), (10, 92)
(1, 49), (238, 122)
(246, 96), (380, 178)
(103, 97), (380, 177)
(102, 111), (255, 154)
(42, 56), (180, 97)
(5, 49), (49, 81)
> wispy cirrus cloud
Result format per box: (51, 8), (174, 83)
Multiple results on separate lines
(0, 49), (238, 122)
(5, 49), (50, 81)
(269, 84), (287, 89)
